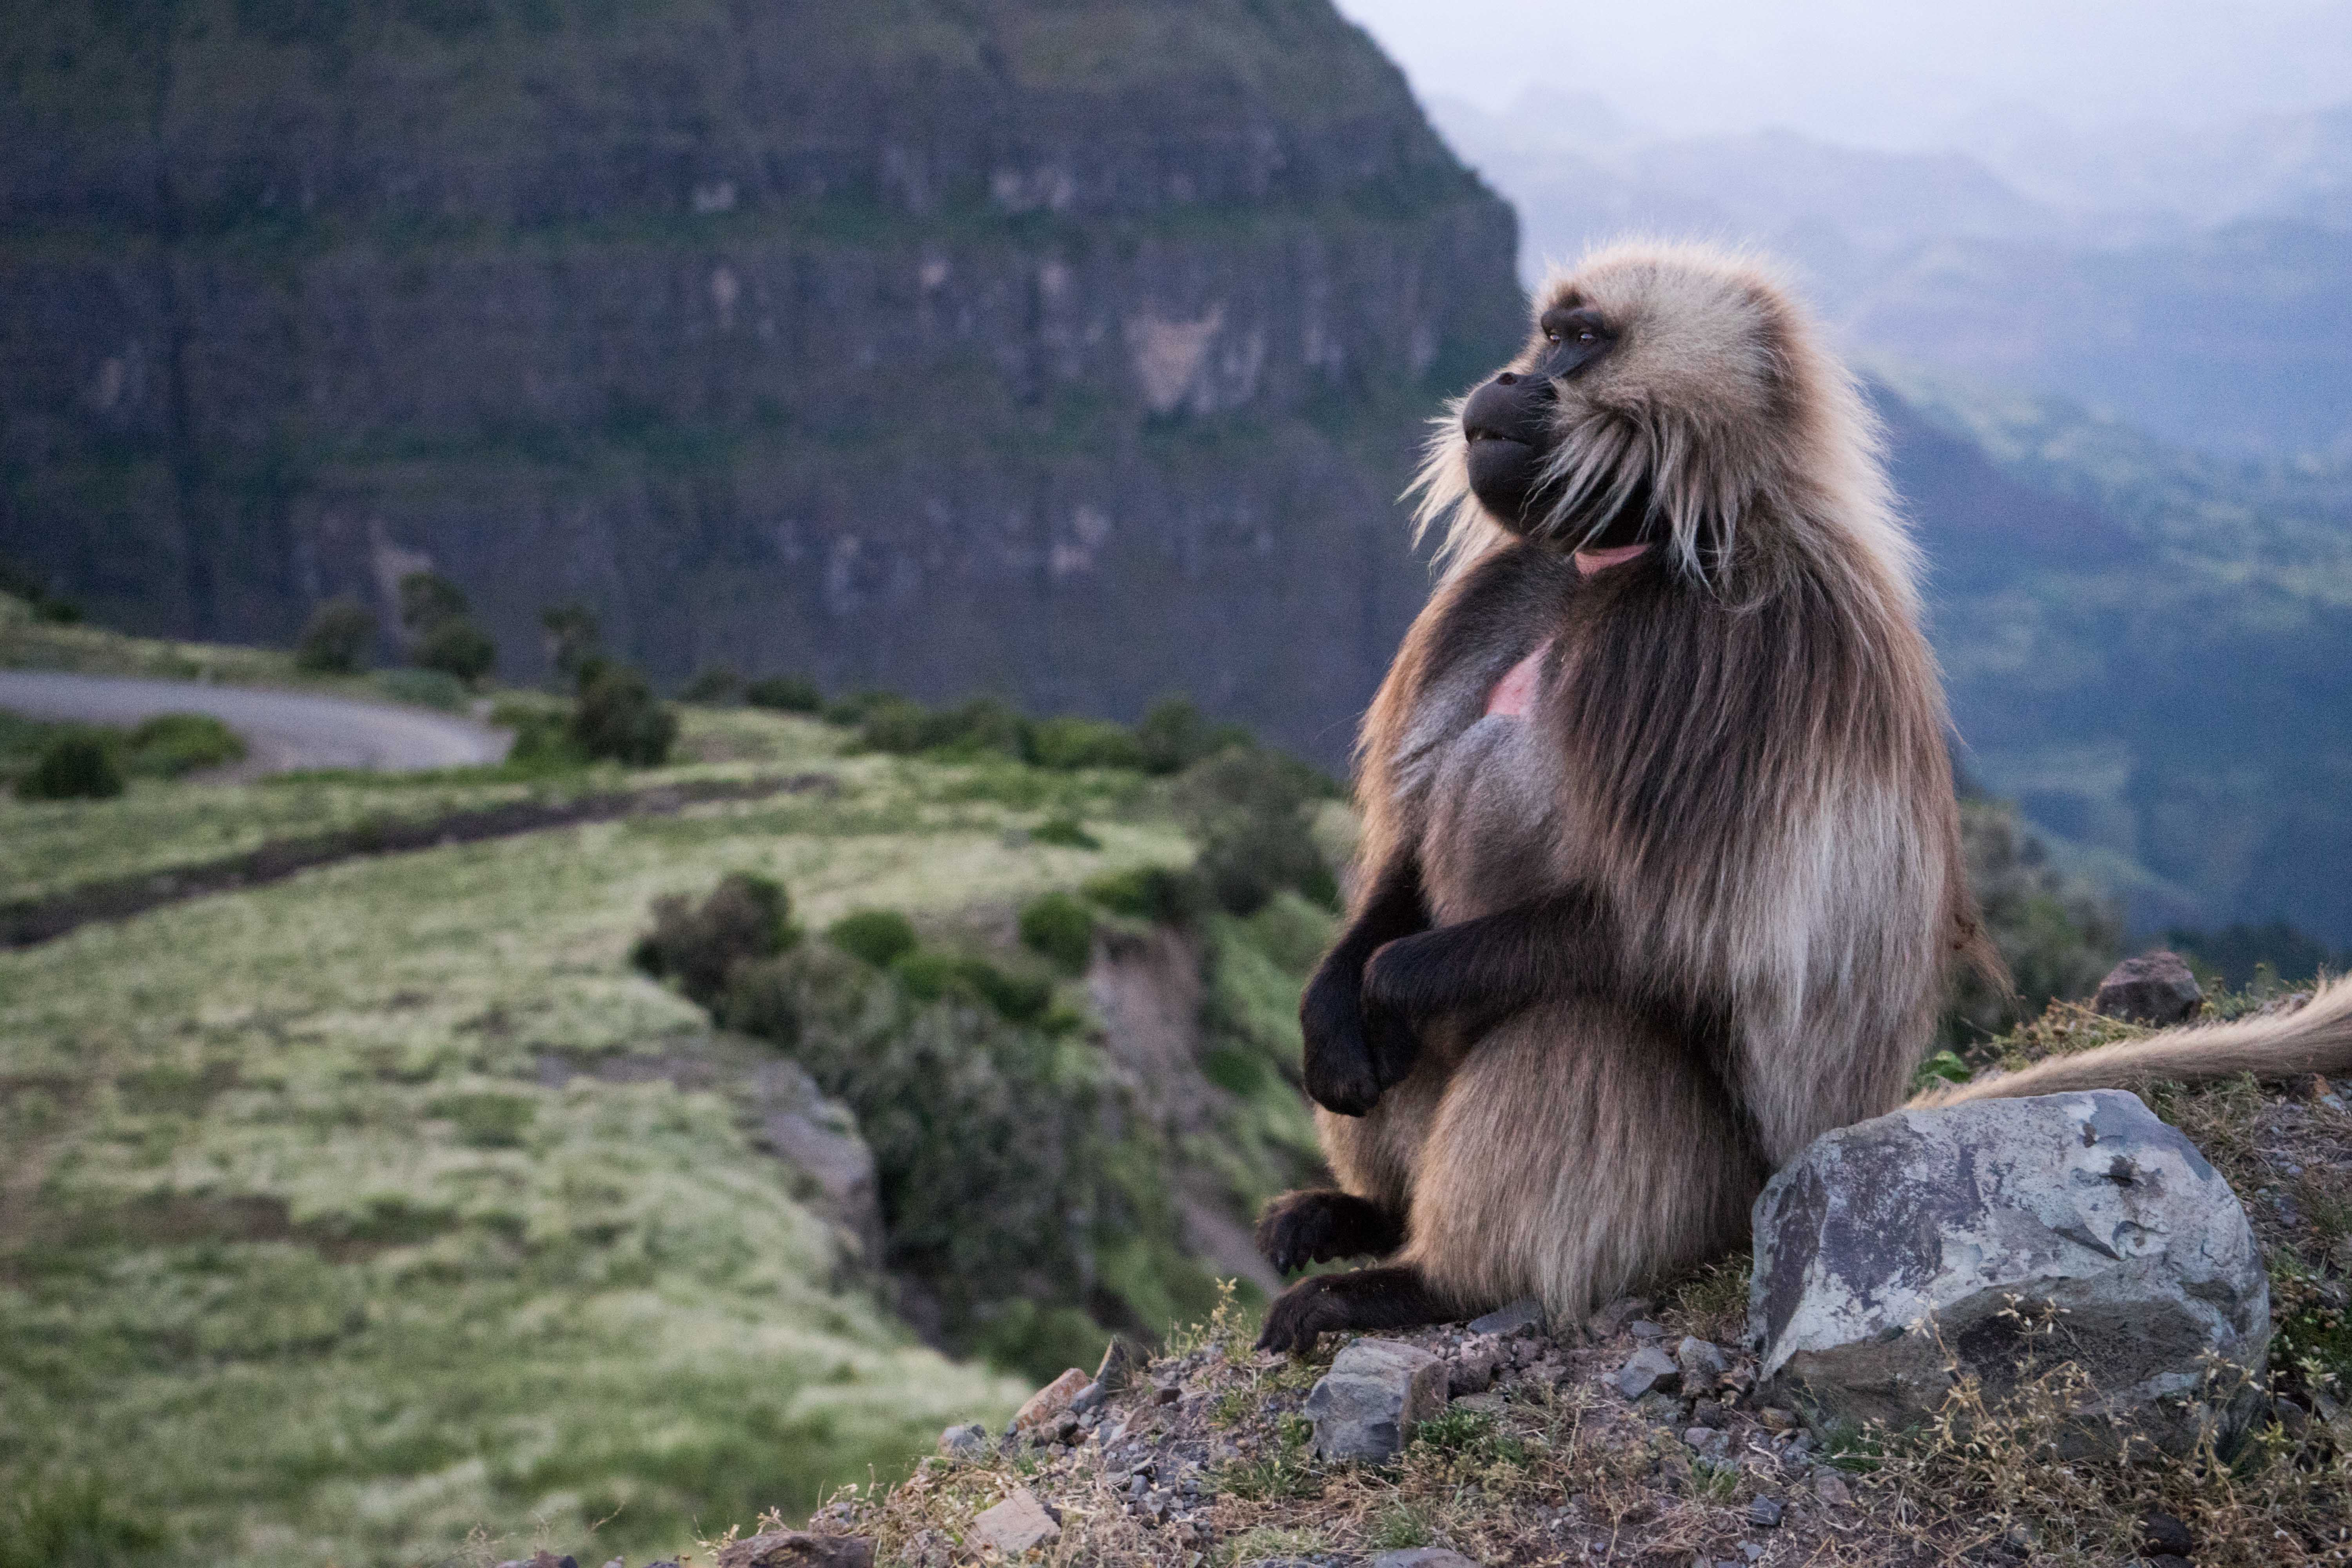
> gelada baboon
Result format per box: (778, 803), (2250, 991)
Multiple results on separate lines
(1254, 241), (2352, 1353)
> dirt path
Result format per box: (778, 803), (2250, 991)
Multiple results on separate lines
(0, 669), (510, 774)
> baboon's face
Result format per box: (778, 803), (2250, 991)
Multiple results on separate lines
(1459, 298), (1617, 532)
(1455, 254), (1790, 548)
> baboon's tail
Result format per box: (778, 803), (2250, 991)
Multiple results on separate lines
(1907, 975), (2352, 1109)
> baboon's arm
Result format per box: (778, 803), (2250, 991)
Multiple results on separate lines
(1299, 857), (1430, 1116)
(1360, 884), (1731, 1049)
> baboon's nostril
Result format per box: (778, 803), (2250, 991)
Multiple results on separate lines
(1495, 372), (1519, 386)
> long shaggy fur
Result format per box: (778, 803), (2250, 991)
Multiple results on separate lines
(1262, 240), (2352, 1343)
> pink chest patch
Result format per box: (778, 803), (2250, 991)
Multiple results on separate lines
(1485, 638), (1554, 719)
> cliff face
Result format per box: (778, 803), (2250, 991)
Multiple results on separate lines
(0, 0), (1523, 759)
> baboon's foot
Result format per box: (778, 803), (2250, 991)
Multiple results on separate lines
(1254, 1189), (1405, 1275)
(1255, 1264), (1452, 1355)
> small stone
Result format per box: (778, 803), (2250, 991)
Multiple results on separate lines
(970, 1490), (1060, 1555)
(938, 1422), (989, 1459)
(715, 1533), (873, 1568)
(1628, 1319), (1668, 1343)
(2140, 1509), (2194, 1557)
(1011, 1368), (1091, 1432)
(1813, 1471), (1852, 1508)
(1466, 1297), (1545, 1337)
(2092, 951), (2203, 1026)
(1302, 1338), (1450, 1461)
(1613, 1346), (1681, 1400)
(1675, 1336), (1727, 1392)
(1746, 1497), (1784, 1529)
(1070, 1379), (1107, 1414)
(1757, 1406), (1797, 1432)
(1369, 1551), (1482, 1568)
(1451, 1391), (1507, 1414)
(1690, 1397), (1729, 1428)
(1152, 1382), (1181, 1405)
(1448, 1339), (1499, 1395)
(604, 1559), (625, 1568)
(1683, 1426), (1731, 1459)
(1588, 1296), (1652, 1338)
(1052, 1411), (1081, 1444)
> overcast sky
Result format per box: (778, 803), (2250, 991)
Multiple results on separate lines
(1331, 0), (2352, 148)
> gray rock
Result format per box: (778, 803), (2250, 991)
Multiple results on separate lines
(1675, 1336), (1727, 1392)
(714, 1533), (873, 1568)
(1466, 1297), (1545, 1337)
(1070, 1378), (1107, 1414)
(1448, 1338), (1500, 1396)
(1746, 1497), (1784, 1529)
(1612, 1346), (1681, 1400)
(2092, 951), (2203, 1026)
(751, 1060), (885, 1267)
(1370, 1552), (1481, 1568)
(1303, 1338), (1450, 1461)
(1587, 1296), (1651, 1338)
(1812, 1471), (1851, 1508)
(937, 1421), (989, 1459)
(1751, 1090), (2270, 1455)
(1093, 1336), (1141, 1393)
(1628, 1319), (1667, 1343)
(970, 1490), (1060, 1555)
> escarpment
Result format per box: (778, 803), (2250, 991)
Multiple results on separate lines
(0, 0), (1523, 764)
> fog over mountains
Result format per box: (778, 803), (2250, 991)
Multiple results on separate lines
(1432, 91), (2352, 461)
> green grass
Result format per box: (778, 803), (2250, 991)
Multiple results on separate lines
(0, 733), (1209, 1565)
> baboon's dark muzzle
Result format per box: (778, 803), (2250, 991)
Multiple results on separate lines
(1463, 372), (1555, 528)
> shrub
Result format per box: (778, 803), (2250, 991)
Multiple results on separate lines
(570, 666), (677, 765)
(414, 616), (496, 684)
(889, 951), (1051, 1023)
(1019, 892), (1096, 972)
(679, 666), (740, 704)
(1082, 864), (1207, 925)
(857, 697), (1024, 759)
(491, 702), (587, 772)
(294, 597), (377, 674)
(744, 675), (824, 714)
(1025, 715), (1145, 771)
(631, 873), (798, 1008)
(826, 910), (919, 970)
(124, 713), (244, 777)
(821, 689), (903, 728)
(1031, 816), (1100, 849)
(538, 602), (603, 686)
(397, 570), (470, 636)
(1134, 697), (1252, 775)
(1172, 746), (1338, 915)
(15, 733), (123, 800)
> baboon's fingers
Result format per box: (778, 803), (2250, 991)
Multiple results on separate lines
(1254, 1189), (1405, 1274)
(1301, 965), (1383, 1115)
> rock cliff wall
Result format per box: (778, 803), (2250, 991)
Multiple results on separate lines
(0, 0), (1524, 761)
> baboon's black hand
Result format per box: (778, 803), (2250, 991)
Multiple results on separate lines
(1361, 934), (1438, 1089)
(1300, 951), (1382, 1116)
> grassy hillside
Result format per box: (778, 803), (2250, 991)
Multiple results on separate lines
(0, 633), (1361, 1565)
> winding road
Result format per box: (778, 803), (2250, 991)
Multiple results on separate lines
(0, 670), (511, 775)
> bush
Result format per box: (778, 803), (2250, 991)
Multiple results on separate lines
(570, 666), (677, 765)
(826, 910), (920, 969)
(857, 697), (1024, 759)
(15, 733), (123, 800)
(1082, 864), (1208, 925)
(1025, 715), (1145, 771)
(1019, 892), (1097, 972)
(1172, 746), (1338, 915)
(631, 873), (798, 1008)
(679, 666), (740, 704)
(538, 602), (603, 686)
(490, 701), (587, 772)
(889, 951), (1052, 1024)
(125, 713), (244, 777)
(1134, 697), (1252, 775)
(1031, 816), (1101, 850)
(397, 570), (470, 636)
(370, 668), (470, 711)
(294, 597), (376, 674)
(821, 689), (904, 728)
(744, 675), (824, 714)
(413, 616), (496, 684)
